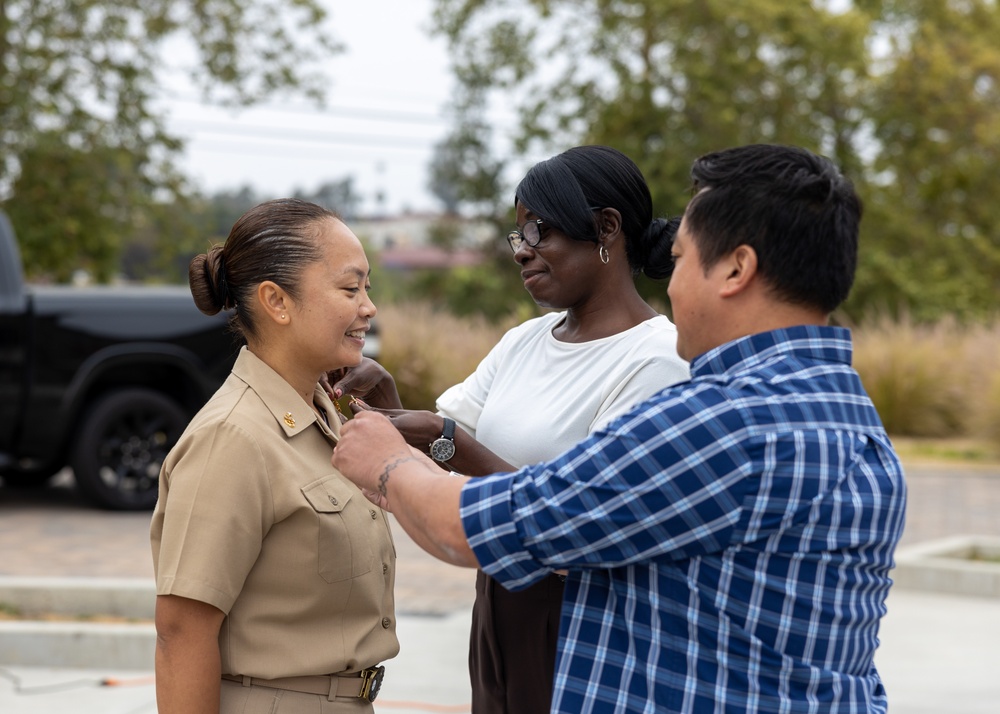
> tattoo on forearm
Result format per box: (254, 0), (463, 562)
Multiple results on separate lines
(378, 456), (417, 498)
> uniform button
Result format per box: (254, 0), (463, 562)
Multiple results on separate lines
(369, 509), (377, 520)
(329, 496), (338, 506)
(382, 563), (388, 574)
(381, 617), (391, 629)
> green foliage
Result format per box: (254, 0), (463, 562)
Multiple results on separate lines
(187, 186), (265, 244)
(5, 134), (144, 282)
(848, 0), (1000, 322)
(426, 216), (465, 251)
(432, 0), (1000, 322)
(293, 178), (362, 221)
(428, 83), (507, 217)
(441, 259), (539, 323)
(0, 0), (339, 282)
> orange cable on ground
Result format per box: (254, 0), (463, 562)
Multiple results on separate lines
(100, 676), (157, 687)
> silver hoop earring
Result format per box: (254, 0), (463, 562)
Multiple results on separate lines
(599, 244), (610, 265)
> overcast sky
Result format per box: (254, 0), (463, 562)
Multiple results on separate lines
(159, 0), (458, 216)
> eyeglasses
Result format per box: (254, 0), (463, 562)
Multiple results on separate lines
(506, 207), (605, 253)
(506, 219), (546, 253)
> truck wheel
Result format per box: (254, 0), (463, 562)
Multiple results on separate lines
(71, 388), (188, 510)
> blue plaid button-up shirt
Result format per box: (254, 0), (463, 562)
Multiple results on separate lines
(460, 326), (907, 713)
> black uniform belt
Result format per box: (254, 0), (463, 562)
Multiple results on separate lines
(222, 666), (385, 702)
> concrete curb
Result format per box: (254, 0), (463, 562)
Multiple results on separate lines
(0, 576), (156, 669)
(0, 621), (155, 669)
(2, 533), (998, 671)
(0, 576), (155, 619)
(893, 535), (1000, 599)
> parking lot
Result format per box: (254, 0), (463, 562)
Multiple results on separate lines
(2, 460), (1000, 713)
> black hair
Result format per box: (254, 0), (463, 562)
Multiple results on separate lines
(514, 145), (678, 278)
(685, 144), (862, 313)
(189, 198), (339, 341)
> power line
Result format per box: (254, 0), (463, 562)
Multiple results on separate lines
(183, 138), (432, 162)
(174, 120), (439, 150)
(159, 92), (448, 127)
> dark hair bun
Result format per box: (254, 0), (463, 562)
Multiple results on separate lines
(188, 245), (227, 315)
(639, 216), (681, 280)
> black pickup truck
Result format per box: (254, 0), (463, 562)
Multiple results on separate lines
(0, 211), (239, 509)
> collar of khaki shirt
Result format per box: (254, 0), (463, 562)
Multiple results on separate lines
(230, 346), (341, 441)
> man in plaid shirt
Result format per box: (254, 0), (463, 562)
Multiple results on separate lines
(333, 144), (907, 713)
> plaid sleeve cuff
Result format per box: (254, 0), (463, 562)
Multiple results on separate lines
(460, 472), (549, 590)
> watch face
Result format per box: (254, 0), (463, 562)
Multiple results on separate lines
(430, 438), (456, 462)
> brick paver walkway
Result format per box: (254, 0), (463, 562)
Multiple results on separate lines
(2, 460), (998, 614)
(0, 471), (476, 615)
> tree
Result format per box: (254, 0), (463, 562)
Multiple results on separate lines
(432, 0), (1000, 321)
(432, 0), (874, 307)
(126, 185), (266, 283)
(423, 82), (534, 320)
(4, 133), (144, 282)
(0, 0), (340, 281)
(434, 0), (870, 213)
(428, 86), (507, 216)
(848, 0), (1000, 321)
(294, 177), (362, 221)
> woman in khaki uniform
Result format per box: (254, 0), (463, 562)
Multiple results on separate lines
(150, 199), (397, 714)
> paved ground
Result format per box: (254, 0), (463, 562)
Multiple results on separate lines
(1, 460), (999, 713)
(4, 461), (998, 589)
(0, 470), (477, 616)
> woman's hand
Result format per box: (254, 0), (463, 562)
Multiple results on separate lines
(322, 358), (403, 410)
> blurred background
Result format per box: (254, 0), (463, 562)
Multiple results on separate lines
(1, 0), (998, 456)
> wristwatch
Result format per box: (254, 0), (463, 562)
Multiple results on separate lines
(429, 417), (457, 462)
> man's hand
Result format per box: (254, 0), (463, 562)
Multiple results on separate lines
(333, 412), (479, 568)
(333, 411), (439, 511)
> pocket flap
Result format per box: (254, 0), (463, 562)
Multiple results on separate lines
(301, 475), (355, 513)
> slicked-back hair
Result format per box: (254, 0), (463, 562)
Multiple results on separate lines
(189, 198), (339, 341)
(685, 144), (862, 313)
(515, 145), (677, 278)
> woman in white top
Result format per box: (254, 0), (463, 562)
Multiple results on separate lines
(329, 145), (689, 714)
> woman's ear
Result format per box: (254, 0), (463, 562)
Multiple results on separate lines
(597, 207), (624, 250)
(257, 280), (292, 325)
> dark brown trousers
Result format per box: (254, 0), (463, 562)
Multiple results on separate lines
(469, 569), (565, 714)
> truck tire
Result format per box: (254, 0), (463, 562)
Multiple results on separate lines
(71, 388), (188, 510)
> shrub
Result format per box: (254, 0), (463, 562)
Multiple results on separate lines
(373, 303), (1000, 450)
(852, 316), (1000, 441)
(375, 302), (512, 411)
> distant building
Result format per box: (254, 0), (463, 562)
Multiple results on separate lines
(378, 246), (484, 271)
(352, 211), (496, 271)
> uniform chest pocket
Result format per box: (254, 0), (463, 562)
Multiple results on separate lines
(301, 475), (375, 583)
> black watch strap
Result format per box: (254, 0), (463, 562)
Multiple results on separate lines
(429, 417), (457, 462)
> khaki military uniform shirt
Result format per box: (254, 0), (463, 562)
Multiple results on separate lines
(151, 347), (398, 678)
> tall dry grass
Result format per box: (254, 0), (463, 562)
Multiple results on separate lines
(851, 316), (1000, 443)
(376, 303), (1000, 448)
(375, 302), (512, 411)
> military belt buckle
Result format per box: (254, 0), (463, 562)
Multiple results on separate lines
(359, 665), (385, 702)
